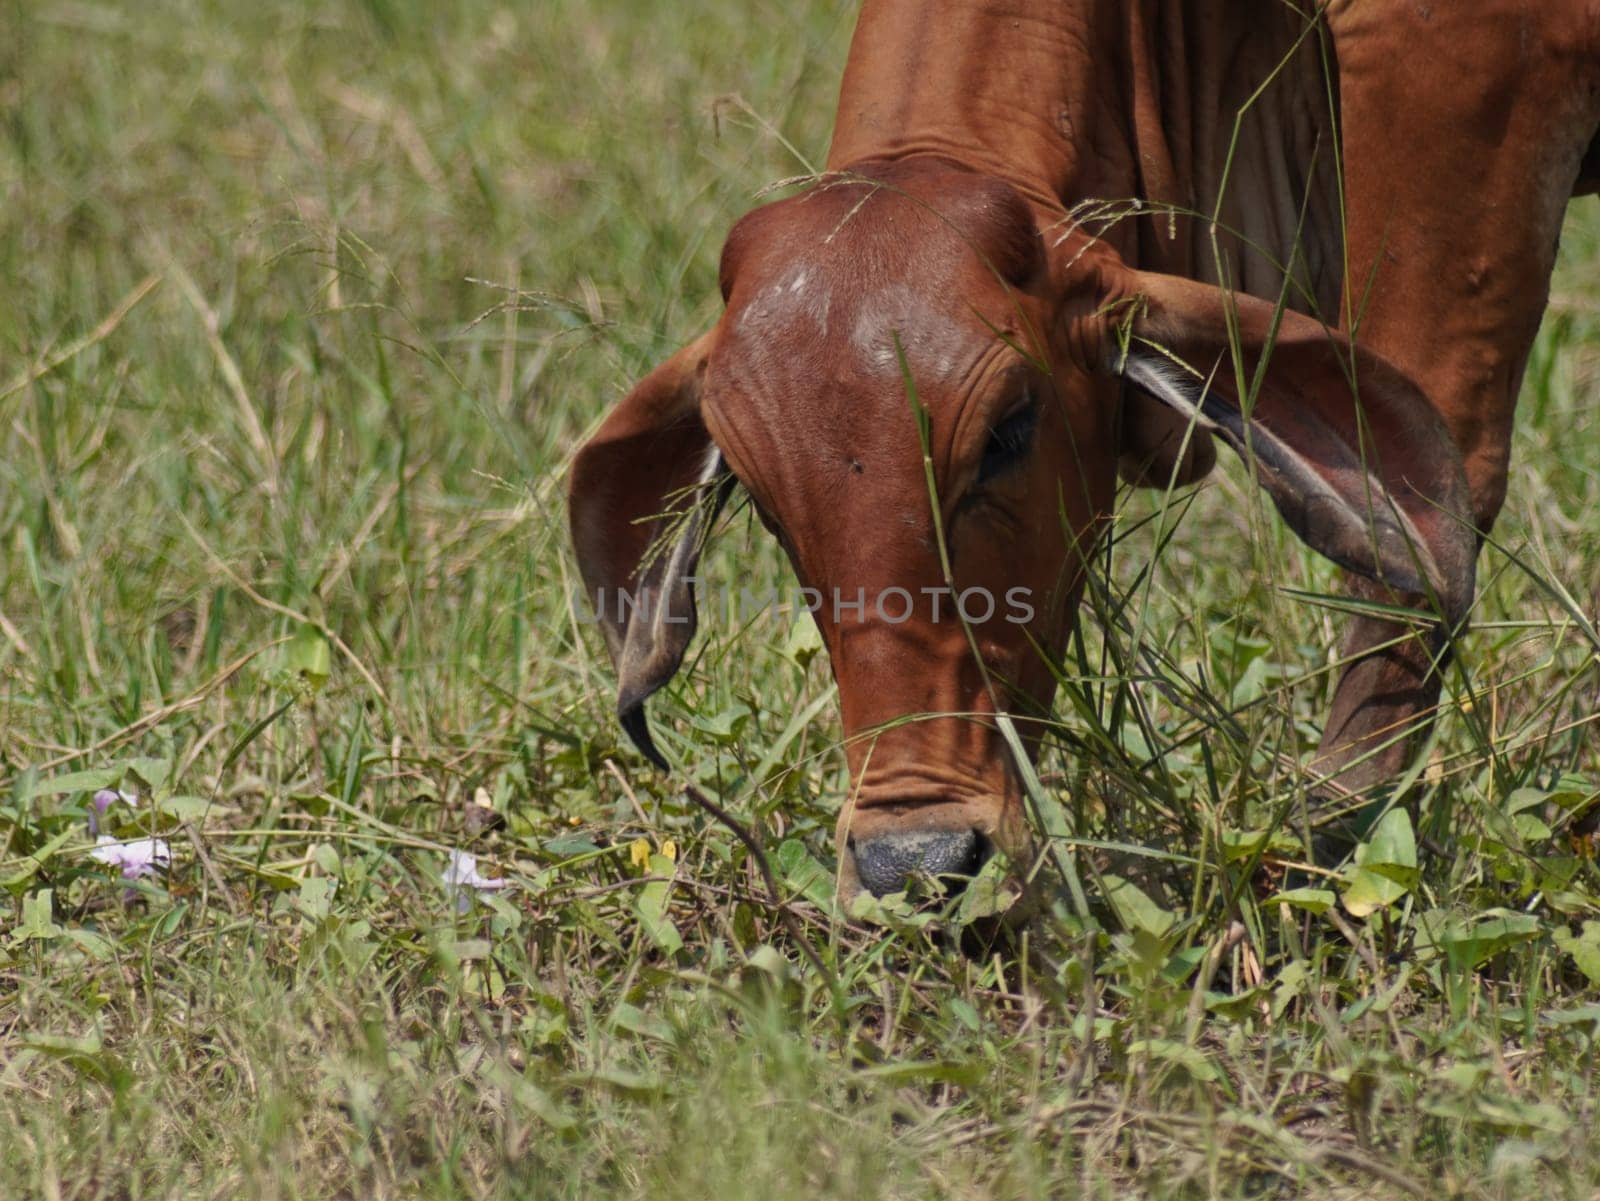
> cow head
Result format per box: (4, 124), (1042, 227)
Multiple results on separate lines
(569, 158), (1474, 906)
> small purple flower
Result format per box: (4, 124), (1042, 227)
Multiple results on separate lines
(90, 835), (171, 881)
(88, 789), (137, 836)
(442, 849), (510, 912)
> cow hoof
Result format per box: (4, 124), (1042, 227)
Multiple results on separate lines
(850, 830), (989, 898)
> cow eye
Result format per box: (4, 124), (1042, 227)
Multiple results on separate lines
(976, 404), (1038, 486)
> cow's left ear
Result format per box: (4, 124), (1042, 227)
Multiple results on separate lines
(1101, 269), (1476, 623)
(568, 333), (733, 767)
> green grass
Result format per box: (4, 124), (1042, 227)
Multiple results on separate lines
(4, 1), (1600, 1196)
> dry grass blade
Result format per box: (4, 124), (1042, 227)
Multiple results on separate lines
(0, 273), (161, 403)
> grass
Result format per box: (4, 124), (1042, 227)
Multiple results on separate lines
(3, 1), (1600, 1196)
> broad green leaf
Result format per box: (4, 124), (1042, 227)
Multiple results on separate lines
(1343, 809), (1418, 917)
(686, 701), (751, 742)
(949, 998), (981, 1032)
(159, 795), (226, 822)
(311, 843), (342, 876)
(1545, 889), (1596, 917)
(1159, 944), (1207, 984)
(1512, 812), (1552, 842)
(14, 890), (62, 941)
(1544, 1003), (1600, 1027)
(296, 877), (337, 921)
(36, 767), (123, 796)
(1506, 789), (1554, 842)
(1103, 874), (1175, 937)
(1271, 887), (1335, 914)
(1341, 866), (1408, 918)
(1420, 909), (1541, 970)
(1272, 960), (1312, 1021)
(286, 623), (332, 691)
(123, 758), (172, 794)
(1546, 774), (1600, 811)
(22, 1033), (130, 1088)
(847, 889), (936, 931)
(743, 944), (790, 982)
(1219, 828), (1269, 862)
(1554, 921), (1600, 985)
(542, 833), (601, 858)
(774, 838), (834, 909)
(1359, 808), (1418, 885)
(1507, 787), (1550, 816)
(635, 853), (682, 954)
(780, 612), (824, 669)
(64, 927), (115, 960)
(609, 1001), (676, 1043)
(955, 851), (1021, 925)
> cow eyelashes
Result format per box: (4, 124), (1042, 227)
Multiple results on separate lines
(976, 402), (1039, 486)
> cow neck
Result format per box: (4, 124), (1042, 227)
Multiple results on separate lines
(825, 0), (1342, 313)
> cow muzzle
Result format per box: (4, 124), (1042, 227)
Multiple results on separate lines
(846, 828), (993, 898)
(834, 781), (1028, 909)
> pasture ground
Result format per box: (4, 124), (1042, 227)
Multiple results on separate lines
(4, 2), (1600, 1196)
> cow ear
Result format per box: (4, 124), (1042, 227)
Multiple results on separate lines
(568, 333), (733, 767)
(1106, 271), (1476, 623)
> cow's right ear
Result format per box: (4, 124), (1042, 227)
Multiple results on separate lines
(1099, 270), (1477, 624)
(568, 333), (733, 768)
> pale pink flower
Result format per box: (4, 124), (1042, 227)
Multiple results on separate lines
(443, 849), (509, 911)
(90, 835), (171, 880)
(88, 789), (137, 836)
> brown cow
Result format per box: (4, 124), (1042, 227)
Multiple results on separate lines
(571, 1), (1600, 903)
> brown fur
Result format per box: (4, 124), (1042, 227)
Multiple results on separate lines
(572, 1), (1600, 899)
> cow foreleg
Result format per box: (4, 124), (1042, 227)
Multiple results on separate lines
(1308, 584), (1454, 844)
(1307, 426), (1513, 844)
(1306, 2), (1600, 855)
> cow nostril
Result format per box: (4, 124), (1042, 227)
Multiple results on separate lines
(850, 829), (990, 898)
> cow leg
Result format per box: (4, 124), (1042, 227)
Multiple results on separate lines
(1310, 582), (1460, 839)
(1309, 5), (1600, 847)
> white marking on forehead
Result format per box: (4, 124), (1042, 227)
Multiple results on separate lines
(849, 283), (979, 383)
(735, 266), (832, 334)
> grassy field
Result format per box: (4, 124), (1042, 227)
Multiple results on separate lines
(3, 1), (1600, 1196)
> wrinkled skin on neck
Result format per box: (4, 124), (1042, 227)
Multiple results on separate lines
(702, 162), (1118, 880)
(830, 0), (1345, 308)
